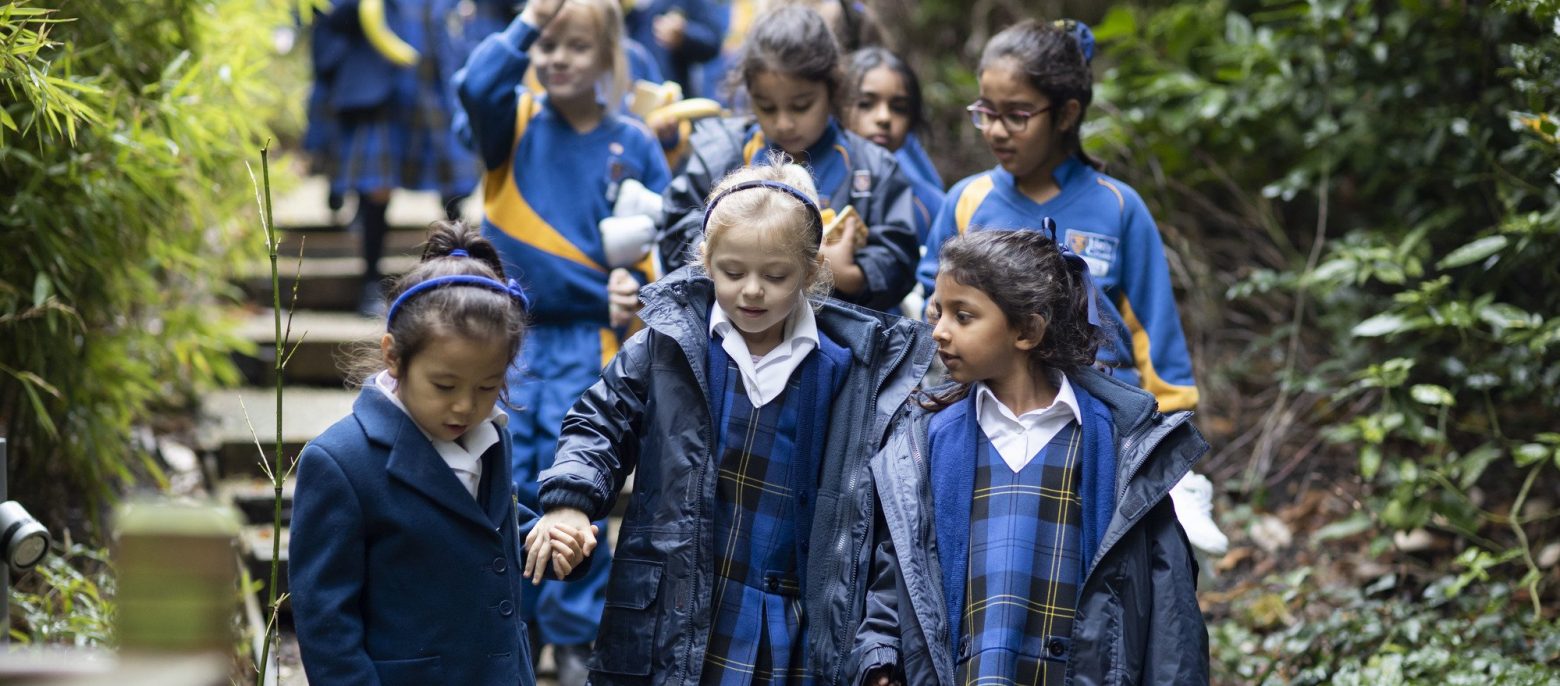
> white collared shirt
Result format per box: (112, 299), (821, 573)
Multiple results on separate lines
(974, 375), (1083, 473)
(373, 371), (508, 500)
(709, 301), (820, 407)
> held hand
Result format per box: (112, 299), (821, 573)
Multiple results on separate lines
(546, 523), (601, 578)
(652, 12), (687, 51)
(607, 268), (643, 328)
(521, 0), (567, 28)
(524, 507), (593, 584)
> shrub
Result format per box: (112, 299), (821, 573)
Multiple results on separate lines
(1, 0), (298, 527)
(1088, 0), (1559, 610)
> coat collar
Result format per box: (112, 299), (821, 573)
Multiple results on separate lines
(638, 266), (923, 368)
(353, 388), (509, 533)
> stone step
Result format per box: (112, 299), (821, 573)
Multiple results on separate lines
(218, 478), (296, 526)
(239, 255), (420, 312)
(234, 309), (383, 386)
(198, 387), (356, 479)
(272, 175), (481, 234)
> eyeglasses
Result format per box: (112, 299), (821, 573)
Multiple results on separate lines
(966, 103), (1053, 132)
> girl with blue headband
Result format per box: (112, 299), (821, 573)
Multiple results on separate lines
(525, 156), (935, 685)
(289, 221), (595, 686)
(855, 229), (1210, 685)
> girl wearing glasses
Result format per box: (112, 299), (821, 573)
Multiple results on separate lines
(914, 19), (1227, 560)
(916, 19), (1197, 411)
(659, 4), (921, 314)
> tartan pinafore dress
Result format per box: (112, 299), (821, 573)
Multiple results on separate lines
(958, 422), (1084, 685)
(699, 340), (831, 685)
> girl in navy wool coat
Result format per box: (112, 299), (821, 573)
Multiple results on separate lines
(854, 229), (1209, 686)
(289, 222), (594, 686)
(526, 157), (934, 686)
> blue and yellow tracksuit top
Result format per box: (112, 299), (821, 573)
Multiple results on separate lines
(917, 158), (1199, 411)
(455, 17), (671, 342)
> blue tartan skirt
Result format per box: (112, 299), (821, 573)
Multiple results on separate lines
(327, 75), (478, 198)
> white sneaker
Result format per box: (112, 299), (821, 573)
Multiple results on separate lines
(1169, 472), (1229, 557)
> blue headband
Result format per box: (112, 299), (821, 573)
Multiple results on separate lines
(386, 274), (532, 329)
(702, 180), (824, 244)
(1041, 217), (1103, 329)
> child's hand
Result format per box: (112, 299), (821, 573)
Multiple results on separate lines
(863, 665), (900, 686)
(521, 0), (567, 28)
(652, 11), (687, 51)
(524, 507), (594, 584)
(607, 268), (643, 328)
(545, 522), (600, 578)
(819, 216), (860, 271)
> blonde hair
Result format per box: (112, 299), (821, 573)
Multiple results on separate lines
(700, 152), (833, 300)
(542, 0), (630, 113)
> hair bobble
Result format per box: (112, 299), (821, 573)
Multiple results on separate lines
(702, 180), (825, 246)
(1041, 217), (1102, 328)
(1053, 19), (1095, 64)
(448, 248), (470, 258)
(386, 275), (532, 329)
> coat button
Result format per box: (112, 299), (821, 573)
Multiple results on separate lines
(1048, 638), (1066, 657)
(498, 600), (514, 616)
(958, 635), (970, 658)
(493, 557), (507, 574)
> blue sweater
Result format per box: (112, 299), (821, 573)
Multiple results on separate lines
(455, 17), (672, 325)
(918, 158), (1199, 411)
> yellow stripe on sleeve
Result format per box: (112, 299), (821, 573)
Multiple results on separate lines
(1117, 296), (1200, 411)
(482, 92), (606, 274)
(742, 130), (766, 165)
(954, 174), (996, 236)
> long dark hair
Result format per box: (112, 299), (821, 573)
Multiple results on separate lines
(979, 19), (1101, 169)
(923, 229), (1105, 409)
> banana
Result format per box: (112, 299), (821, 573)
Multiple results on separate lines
(645, 98), (724, 130)
(360, 0), (420, 67)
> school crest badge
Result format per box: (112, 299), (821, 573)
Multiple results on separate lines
(851, 169), (873, 198)
(1063, 229), (1117, 277)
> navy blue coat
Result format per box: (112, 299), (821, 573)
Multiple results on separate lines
(289, 387), (538, 686)
(538, 267), (935, 685)
(852, 370), (1210, 685)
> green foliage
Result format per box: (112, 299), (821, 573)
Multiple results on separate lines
(0, 0), (298, 522)
(7, 544), (116, 647)
(1211, 569), (1560, 685)
(1091, 0), (1560, 611)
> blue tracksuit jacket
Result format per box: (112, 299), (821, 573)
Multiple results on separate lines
(917, 158), (1199, 411)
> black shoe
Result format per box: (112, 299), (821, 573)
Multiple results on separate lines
(357, 280), (387, 319)
(554, 643), (591, 686)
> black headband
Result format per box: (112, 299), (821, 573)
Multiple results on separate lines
(701, 180), (824, 245)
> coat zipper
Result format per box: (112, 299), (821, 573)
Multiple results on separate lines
(832, 329), (911, 685)
(1087, 411), (1190, 578)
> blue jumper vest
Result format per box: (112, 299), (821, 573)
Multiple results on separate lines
(700, 338), (832, 685)
(957, 423), (1084, 685)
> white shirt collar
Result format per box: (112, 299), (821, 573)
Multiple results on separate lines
(372, 371), (507, 500)
(708, 301), (820, 407)
(973, 373), (1082, 473)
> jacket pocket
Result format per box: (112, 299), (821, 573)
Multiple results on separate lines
(373, 655), (443, 685)
(591, 557), (664, 676)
